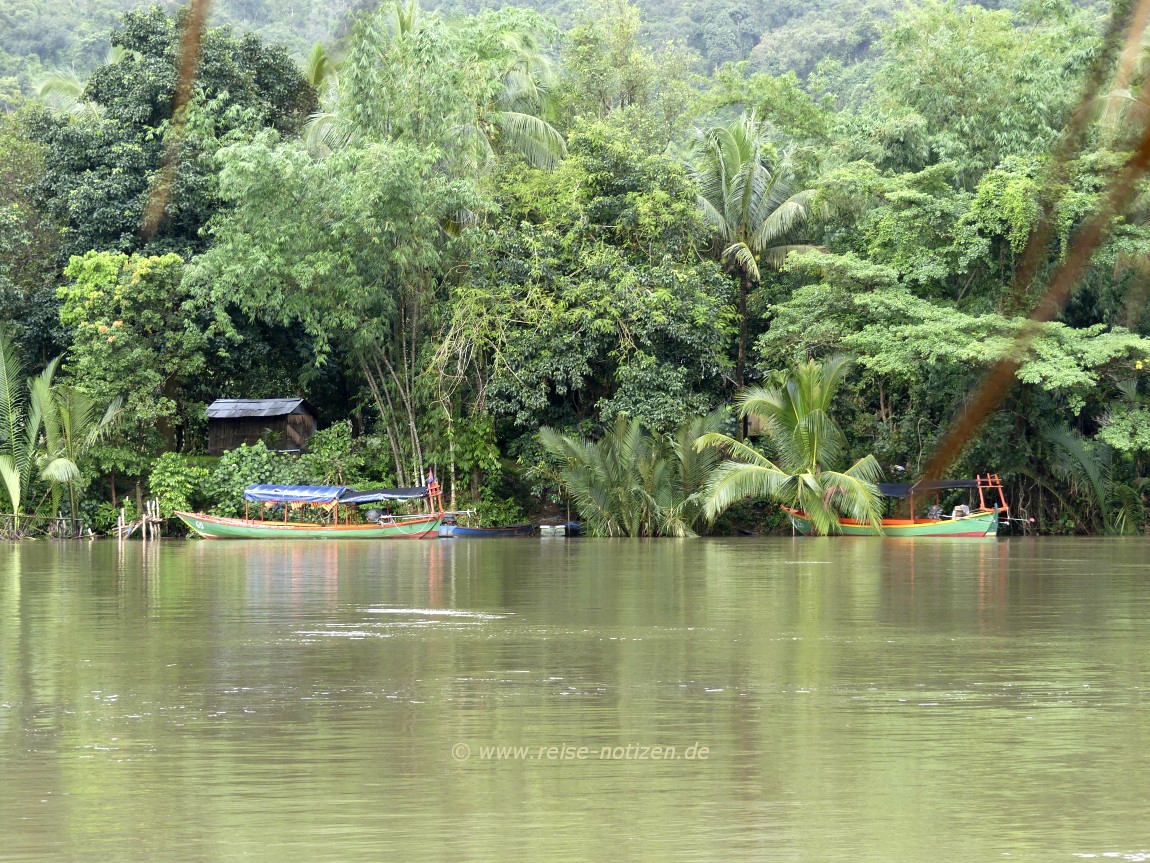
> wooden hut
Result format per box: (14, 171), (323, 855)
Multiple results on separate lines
(206, 398), (318, 456)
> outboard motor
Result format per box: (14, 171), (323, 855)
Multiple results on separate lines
(365, 508), (382, 523)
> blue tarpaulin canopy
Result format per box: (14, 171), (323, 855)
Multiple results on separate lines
(243, 485), (430, 505)
(244, 485), (346, 503)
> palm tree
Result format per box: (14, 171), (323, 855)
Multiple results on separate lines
(35, 382), (122, 527)
(463, 12), (567, 170)
(311, 1), (566, 169)
(0, 333), (39, 533)
(1037, 425), (1145, 535)
(539, 411), (725, 537)
(691, 112), (817, 393)
(0, 331), (121, 535)
(36, 46), (141, 120)
(301, 43), (345, 154)
(695, 355), (885, 535)
(662, 411), (729, 536)
(304, 42), (339, 91)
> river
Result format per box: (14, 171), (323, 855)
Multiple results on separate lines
(1, 537), (1148, 862)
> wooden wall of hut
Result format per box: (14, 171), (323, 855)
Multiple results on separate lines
(207, 414), (317, 456)
(284, 412), (317, 450)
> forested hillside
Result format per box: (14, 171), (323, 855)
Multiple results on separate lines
(3, 0), (1150, 537)
(1, 0), (1105, 106)
(0, 0), (357, 104)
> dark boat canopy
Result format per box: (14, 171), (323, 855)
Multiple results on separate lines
(242, 484), (431, 504)
(338, 487), (429, 504)
(878, 480), (980, 499)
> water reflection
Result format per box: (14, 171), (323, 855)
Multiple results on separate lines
(0, 537), (1148, 861)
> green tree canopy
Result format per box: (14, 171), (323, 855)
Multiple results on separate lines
(26, 7), (316, 260)
(59, 250), (219, 470)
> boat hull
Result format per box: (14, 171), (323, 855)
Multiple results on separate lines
(439, 523), (535, 538)
(175, 511), (442, 539)
(784, 508), (1000, 537)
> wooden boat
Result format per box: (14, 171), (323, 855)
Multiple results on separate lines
(176, 481), (443, 540)
(783, 474), (1008, 538)
(438, 522), (535, 538)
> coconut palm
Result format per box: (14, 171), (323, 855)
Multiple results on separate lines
(691, 112), (817, 392)
(462, 13), (567, 170)
(36, 46), (141, 120)
(539, 411), (725, 537)
(695, 355), (884, 535)
(310, 1), (565, 169)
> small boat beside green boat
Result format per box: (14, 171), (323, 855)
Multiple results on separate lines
(437, 520), (535, 538)
(784, 474), (1009, 538)
(176, 481), (444, 540)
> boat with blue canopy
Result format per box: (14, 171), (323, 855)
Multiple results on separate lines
(175, 479), (444, 539)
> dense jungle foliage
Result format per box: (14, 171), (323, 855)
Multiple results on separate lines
(3, 0), (1150, 535)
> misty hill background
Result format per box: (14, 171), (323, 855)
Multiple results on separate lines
(1, 0), (1102, 105)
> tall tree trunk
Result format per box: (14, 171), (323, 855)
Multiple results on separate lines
(363, 358), (408, 486)
(381, 351), (424, 484)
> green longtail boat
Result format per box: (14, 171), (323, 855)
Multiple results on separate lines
(783, 474), (1008, 538)
(176, 481), (444, 540)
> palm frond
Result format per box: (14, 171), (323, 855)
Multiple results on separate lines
(702, 459), (794, 520)
(694, 431), (775, 468)
(721, 242), (760, 282)
(304, 111), (353, 155)
(40, 457), (81, 485)
(305, 42), (338, 89)
(37, 68), (103, 119)
(752, 196), (813, 251)
(0, 455), (21, 518)
(760, 243), (817, 270)
(491, 110), (566, 169)
(0, 330), (26, 457)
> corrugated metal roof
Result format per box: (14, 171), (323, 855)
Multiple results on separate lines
(206, 398), (310, 419)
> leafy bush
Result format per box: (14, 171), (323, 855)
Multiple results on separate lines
(475, 492), (527, 527)
(148, 452), (210, 517)
(300, 421), (368, 486)
(88, 499), (136, 534)
(202, 442), (307, 517)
